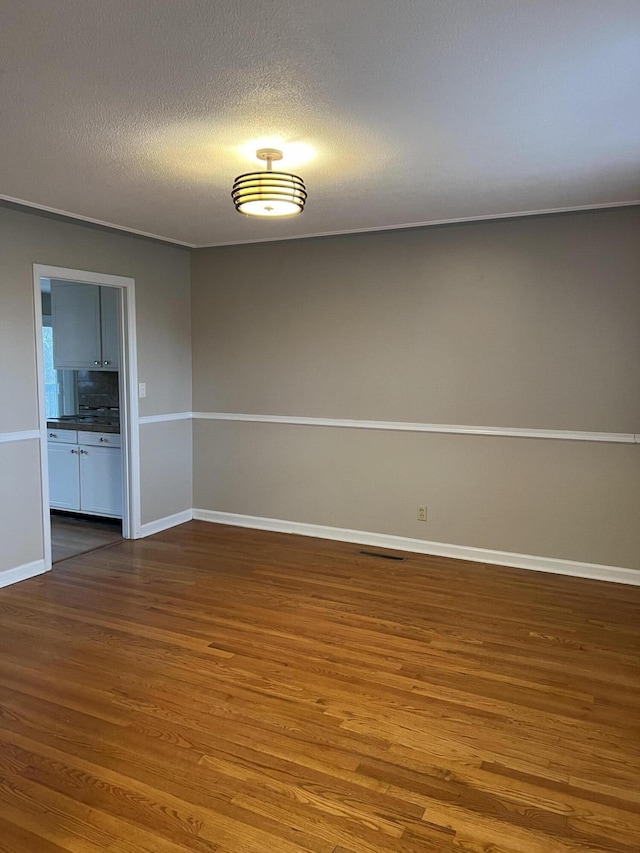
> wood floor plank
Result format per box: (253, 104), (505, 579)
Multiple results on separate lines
(50, 513), (122, 564)
(1, 520), (639, 852)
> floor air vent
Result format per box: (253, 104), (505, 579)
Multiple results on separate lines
(358, 549), (406, 561)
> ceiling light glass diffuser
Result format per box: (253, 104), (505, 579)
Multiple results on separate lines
(232, 148), (307, 217)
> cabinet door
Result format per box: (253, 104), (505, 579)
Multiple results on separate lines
(51, 283), (102, 370)
(99, 287), (120, 370)
(79, 446), (122, 517)
(48, 443), (80, 510)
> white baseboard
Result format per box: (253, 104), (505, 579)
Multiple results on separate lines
(0, 559), (48, 589)
(192, 509), (640, 586)
(139, 509), (193, 538)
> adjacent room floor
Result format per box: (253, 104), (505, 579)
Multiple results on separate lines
(50, 511), (122, 564)
(0, 521), (639, 852)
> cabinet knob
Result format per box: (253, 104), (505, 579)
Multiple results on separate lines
(94, 360), (100, 365)
(70, 448), (78, 454)
(103, 360), (110, 366)
(80, 449), (88, 455)
(49, 432), (56, 438)
(100, 437), (108, 442)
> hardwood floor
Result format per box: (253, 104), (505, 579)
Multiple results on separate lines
(0, 521), (639, 852)
(50, 512), (122, 564)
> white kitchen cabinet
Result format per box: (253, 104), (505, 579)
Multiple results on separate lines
(51, 282), (119, 371)
(48, 431), (122, 518)
(48, 440), (81, 511)
(79, 445), (122, 516)
(46, 428), (78, 444)
(99, 286), (120, 369)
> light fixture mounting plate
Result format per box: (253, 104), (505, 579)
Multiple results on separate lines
(256, 148), (283, 162)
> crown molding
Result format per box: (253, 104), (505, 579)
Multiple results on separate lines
(0, 195), (195, 247)
(2, 194), (638, 251)
(191, 200), (640, 248)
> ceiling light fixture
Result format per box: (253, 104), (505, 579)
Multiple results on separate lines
(232, 148), (307, 217)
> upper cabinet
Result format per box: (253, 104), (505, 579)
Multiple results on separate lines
(98, 286), (120, 369)
(51, 283), (120, 371)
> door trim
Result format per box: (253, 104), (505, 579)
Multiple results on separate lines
(33, 264), (141, 570)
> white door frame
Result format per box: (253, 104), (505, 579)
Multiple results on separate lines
(33, 264), (141, 570)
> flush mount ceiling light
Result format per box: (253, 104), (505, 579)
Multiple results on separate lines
(232, 148), (307, 217)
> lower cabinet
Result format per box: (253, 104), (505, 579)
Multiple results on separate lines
(48, 440), (81, 510)
(47, 430), (122, 518)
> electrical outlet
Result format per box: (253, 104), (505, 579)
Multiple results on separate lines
(417, 505), (427, 522)
(138, 382), (147, 398)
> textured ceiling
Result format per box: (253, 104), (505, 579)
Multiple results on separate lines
(1, 0), (639, 247)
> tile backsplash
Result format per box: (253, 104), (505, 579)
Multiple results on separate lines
(77, 370), (119, 410)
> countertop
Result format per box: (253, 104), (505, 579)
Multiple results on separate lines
(46, 416), (120, 434)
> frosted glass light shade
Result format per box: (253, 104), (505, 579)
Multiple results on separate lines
(232, 170), (307, 217)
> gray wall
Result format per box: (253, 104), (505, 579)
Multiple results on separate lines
(3, 203), (638, 577)
(0, 442), (44, 571)
(140, 419), (192, 525)
(191, 208), (640, 570)
(0, 204), (192, 574)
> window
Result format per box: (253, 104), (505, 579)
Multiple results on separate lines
(42, 325), (59, 417)
(42, 319), (77, 418)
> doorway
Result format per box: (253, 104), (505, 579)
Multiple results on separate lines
(33, 265), (140, 570)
